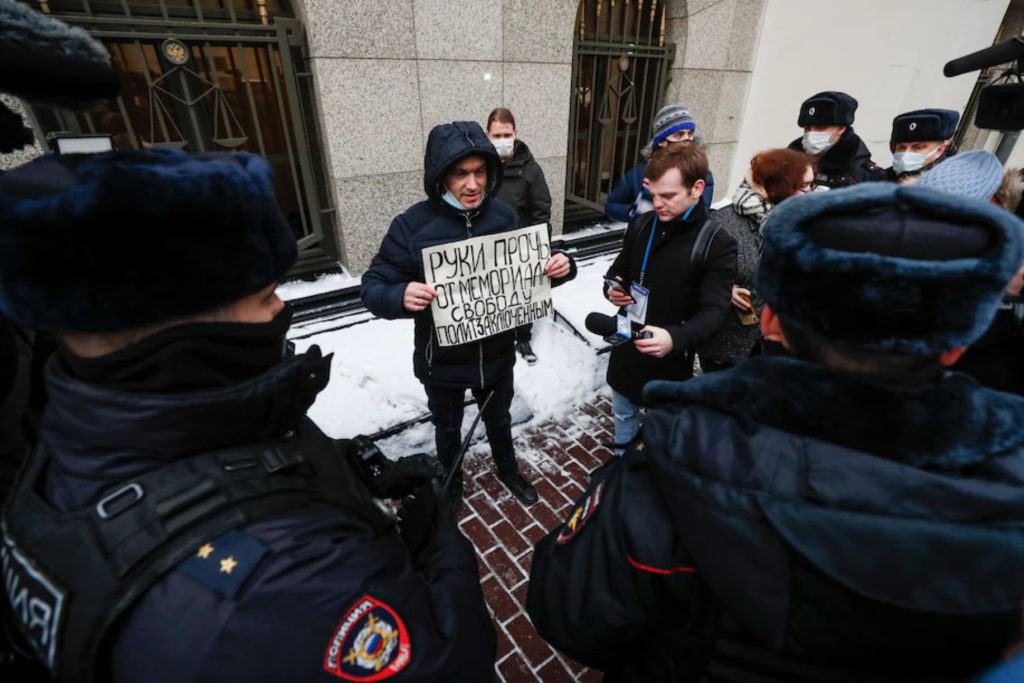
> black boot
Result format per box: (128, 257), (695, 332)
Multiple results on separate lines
(498, 470), (538, 506)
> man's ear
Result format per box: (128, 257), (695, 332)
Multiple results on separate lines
(938, 347), (967, 367)
(690, 179), (705, 200)
(760, 304), (787, 346)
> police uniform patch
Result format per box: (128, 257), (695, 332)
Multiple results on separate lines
(556, 482), (604, 544)
(323, 595), (411, 681)
(176, 529), (267, 598)
(1, 524), (66, 674)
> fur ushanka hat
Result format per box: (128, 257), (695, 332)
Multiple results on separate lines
(0, 149), (296, 332)
(755, 183), (1024, 355)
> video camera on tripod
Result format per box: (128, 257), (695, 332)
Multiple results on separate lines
(946, 36), (1024, 130)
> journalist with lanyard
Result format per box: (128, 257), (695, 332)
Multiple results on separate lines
(603, 143), (737, 454)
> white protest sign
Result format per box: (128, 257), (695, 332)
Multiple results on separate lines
(422, 224), (553, 347)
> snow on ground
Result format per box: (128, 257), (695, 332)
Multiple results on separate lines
(277, 270), (361, 301)
(552, 255), (619, 348)
(288, 258), (617, 460)
(557, 220), (626, 240)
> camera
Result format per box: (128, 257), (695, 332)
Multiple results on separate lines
(946, 36), (1024, 131)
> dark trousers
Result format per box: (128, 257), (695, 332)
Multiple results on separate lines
(423, 370), (517, 489)
(514, 322), (532, 343)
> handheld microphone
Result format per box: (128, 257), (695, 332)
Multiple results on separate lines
(584, 312), (652, 347)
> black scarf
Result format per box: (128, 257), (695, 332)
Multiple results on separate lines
(60, 305), (294, 393)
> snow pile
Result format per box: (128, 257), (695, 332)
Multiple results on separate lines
(289, 256), (618, 459)
(551, 256), (619, 348)
(277, 270), (361, 301)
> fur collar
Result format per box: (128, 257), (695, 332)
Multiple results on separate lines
(644, 355), (1024, 469)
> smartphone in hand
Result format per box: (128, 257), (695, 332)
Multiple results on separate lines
(603, 277), (626, 292)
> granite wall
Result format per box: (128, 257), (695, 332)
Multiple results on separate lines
(299, 0), (764, 271)
(300, 0), (577, 272)
(664, 0), (765, 199)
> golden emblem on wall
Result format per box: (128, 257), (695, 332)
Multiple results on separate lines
(161, 38), (189, 66)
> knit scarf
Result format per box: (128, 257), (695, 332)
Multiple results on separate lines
(732, 178), (773, 235)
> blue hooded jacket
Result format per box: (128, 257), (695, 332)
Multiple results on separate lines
(362, 121), (575, 388)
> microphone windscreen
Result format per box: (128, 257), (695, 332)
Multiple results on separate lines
(584, 312), (618, 336)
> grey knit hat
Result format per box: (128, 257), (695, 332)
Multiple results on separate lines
(917, 150), (1003, 202)
(652, 104), (695, 144)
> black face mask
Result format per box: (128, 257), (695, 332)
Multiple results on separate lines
(61, 304), (294, 393)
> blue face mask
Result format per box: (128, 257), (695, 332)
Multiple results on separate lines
(893, 145), (942, 175)
(442, 190), (466, 210)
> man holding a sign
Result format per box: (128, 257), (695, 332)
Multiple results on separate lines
(362, 121), (575, 506)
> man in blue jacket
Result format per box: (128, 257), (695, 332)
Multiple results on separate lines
(0, 149), (496, 682)
(529, 183), (1024, 681)
(605, 104), (715, 222)
(362, 121), (575, 506)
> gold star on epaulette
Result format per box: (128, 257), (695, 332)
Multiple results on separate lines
(220, 556), (238, 574)
(197, 543), (214, 559)
(635, 442), (645, 451)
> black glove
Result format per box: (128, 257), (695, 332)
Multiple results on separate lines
(345, 435), (444, 499)
(397, 478), (449, 563)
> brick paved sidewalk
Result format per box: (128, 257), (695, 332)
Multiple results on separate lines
(456, 391), (615, 682)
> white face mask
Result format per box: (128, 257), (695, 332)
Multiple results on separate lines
(491, 137), (514, 159)
(892, 146), (941, 175)
(802, 131), (835, 156)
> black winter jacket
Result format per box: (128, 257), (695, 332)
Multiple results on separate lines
(361, 122), (575, 388)
(6, 349), (495, 681)
(604, 203), (737, 403)
(788, 127), (886, 188)
(529, 356), (1024, 682)
(496, 139), (552, 229)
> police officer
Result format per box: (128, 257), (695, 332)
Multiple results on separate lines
(886, 108), (960, 182)
(787, 91), (886, 188)
(0, 150), (495, 682)
(528, 183), (1024, 681)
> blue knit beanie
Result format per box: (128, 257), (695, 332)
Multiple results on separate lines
(0, 149), (297, 332)
(652, 105), (695, 144)
(917, 150), (1003, 202)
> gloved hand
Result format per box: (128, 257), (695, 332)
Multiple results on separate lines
(397, 478), (452, 563)
(345, 435), (444, 499)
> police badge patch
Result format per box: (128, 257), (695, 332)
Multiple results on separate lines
(323, 595), (411, 681)
(556, 482), (604, 544)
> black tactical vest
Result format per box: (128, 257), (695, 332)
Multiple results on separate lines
(1, 417), (391, 683)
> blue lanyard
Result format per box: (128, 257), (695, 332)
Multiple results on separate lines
(638, 203), (696, 286)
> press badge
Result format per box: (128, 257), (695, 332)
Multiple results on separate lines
(626, 282), (650, 324)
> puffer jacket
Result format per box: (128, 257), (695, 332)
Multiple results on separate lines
(496, 139), (552, 229)
(361, 121), (575, 388)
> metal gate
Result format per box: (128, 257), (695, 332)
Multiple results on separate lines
(23, 0), (336, 270)
(565, 0), (675, 225)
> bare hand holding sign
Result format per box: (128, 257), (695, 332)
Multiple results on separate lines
(422, 224), (554, 347)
